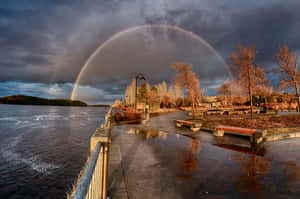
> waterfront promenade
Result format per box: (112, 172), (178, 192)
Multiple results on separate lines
(108, 112), (187, 199)
(107, 111), (300, 199)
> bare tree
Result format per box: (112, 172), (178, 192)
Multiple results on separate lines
(275, 45), (300, 112)
(168, 84), (176, 105)
(157, 81), (169, 107)
(172, 62), (203, 119)
(216, 80), (233, 106)
(255, 84), (273, 109)
(230, 44), (267, 119)
(174, 83), (183, 101)
(124, 78), (136, 107)
(148, 86), (159, 111)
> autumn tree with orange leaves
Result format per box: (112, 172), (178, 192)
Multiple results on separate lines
(229, 44), (267, 119)
(275, 45), (300, 112)
(172, 62), (204, 119)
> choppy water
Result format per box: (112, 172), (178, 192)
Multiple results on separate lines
(0, 104), (108, 199)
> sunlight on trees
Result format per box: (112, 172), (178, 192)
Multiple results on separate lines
(172, 62), (204, 119)
(124, 78), (136, 107)
(275, 45), (300, 112)
(216, 80), (234, 106)
(121, 44), (300, 115)
(230, 44), (268, 119)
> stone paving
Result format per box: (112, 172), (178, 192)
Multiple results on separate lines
(108, 141), (128, 199)
(109, 126), (163, 199)
(108, 112), (189, 199)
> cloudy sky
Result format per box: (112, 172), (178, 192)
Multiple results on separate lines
(0, 0), (299, 104)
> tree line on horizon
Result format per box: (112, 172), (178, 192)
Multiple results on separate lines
(0, 95), (87, 106)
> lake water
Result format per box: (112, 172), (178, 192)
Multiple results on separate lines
(0, 104), (108, 199)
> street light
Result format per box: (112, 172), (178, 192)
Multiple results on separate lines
(135, 73), (146, 112)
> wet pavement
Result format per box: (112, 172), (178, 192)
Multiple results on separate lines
(109, 112), (300, 199)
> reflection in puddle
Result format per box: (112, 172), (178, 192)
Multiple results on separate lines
(127, 127), (170, 141)
(126, 127), (201, 178)
(177, 138), (201, 179)
(123, 127), (300, 197)
(235, 154), (271, 194)
(214, 143), (266, 156)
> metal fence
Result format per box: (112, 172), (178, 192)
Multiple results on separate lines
(71, 106), (112, 199)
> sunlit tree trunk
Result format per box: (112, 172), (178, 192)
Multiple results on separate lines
(249, 69), (254, 119)
(295, 82), (300, 112)
(230, 44), (267, 120)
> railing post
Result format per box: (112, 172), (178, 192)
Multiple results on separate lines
(99, 145), (104, 197)
(102, 142), (109, 199)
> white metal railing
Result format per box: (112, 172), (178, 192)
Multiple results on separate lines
(104, 106), (113, 128)
(71, 106), (112, 199)
(71, 143), (102, 199)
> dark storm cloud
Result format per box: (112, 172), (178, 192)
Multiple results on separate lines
(0, 0), (300, 103)
(219, 2), (300, 71)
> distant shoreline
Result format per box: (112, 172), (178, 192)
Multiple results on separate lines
(0, 103), (111, 108)
(88, 104), (111, 107)
(0, 95), (102, 107)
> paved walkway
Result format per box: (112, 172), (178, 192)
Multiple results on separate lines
(141, 111), (187, 134)
(108, 140), (128, 199)
(107, 112), (300, 199)
(108, 112), (187, 199)
(107, 112), (226, 199)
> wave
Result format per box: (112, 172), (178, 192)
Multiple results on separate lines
(0, 117), (41, 129)
(0, 117), (18, 121)
(0, 135), (60, 174)
(15, 120), (41, 129)
(35, 114), (69, 121)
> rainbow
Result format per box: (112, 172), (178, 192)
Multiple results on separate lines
(70, 24), (230, 100)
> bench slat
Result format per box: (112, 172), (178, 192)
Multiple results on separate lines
(216, 125), (256, 135)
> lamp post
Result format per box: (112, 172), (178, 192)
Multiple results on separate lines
(135, 73), (146, 112)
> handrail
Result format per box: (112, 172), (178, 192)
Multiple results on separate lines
(70, 106), (113, 199)
(103, 106), (113, 128)
(71, 143), (102, 199)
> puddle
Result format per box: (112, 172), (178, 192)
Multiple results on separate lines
(116, 126), (300, 198)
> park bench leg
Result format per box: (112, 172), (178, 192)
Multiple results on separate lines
(213, 129), (224, 137)
(176, 123), (182, 128)
(250, 130), (267, 144)
(190, 127), (200, 132)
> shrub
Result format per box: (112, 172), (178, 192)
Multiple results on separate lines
(114, 111), (123, 122)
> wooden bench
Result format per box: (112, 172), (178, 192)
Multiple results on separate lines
(174, 120), (202, 132)
(214, 125), (267, 144)
(205, 110), (224, 115)
(188, 111), (204, 117)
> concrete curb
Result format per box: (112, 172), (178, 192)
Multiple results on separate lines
(202, 125), (300, 143)
(199, 127), (214, 132)
(264, 132), (300, 142)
